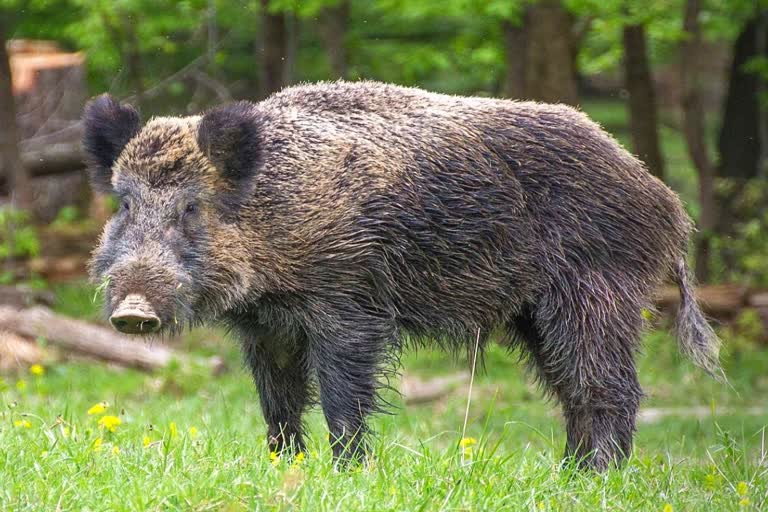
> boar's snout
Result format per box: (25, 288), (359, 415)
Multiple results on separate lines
(110, 294), (162, 334)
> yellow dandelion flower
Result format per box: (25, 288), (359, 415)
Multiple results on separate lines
(292, 451), (305, 466)
(92, 437), (103, 452)
(188, 426), (199, 438)
(739, 497), (750, 506)
(16, 379), (27, 391)
(737, 481), (748, 496)
(112, 445), (120, 455)
(97, 415), (122, 432)
(269, 451), (280, 466)
(538, 501), (545, 510)
(459, 437), (477, 448)
(87, 402), (109, 415)
(143, 435), (151, 447)
(169, 421), (178, 439)
(463, 446), (473, 457)
(13, 419), (32, 428)
(29, 364), (45, 376)
(663, 504), (673, 512)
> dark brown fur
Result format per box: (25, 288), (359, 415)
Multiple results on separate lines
(84, 81), (720, 470)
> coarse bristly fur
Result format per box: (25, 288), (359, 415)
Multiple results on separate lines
(83, 81), (722, 471)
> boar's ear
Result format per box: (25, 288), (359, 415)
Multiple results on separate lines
(196, 101), (261, 183)
(82, 94), (141, 193)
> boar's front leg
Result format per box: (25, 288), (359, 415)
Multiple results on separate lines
(308, 307), (395, 463)
(239, 324), (311, 456)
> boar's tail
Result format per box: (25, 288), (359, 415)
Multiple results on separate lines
(670, 258), (725, 380)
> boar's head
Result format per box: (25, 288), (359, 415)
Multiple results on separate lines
(83, 95), (266, 335)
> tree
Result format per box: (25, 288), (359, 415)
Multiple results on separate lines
(0, 17), (31, 210)
(718, 15), (765, 181)
(99, 8), (145, 110)
(259, 0), (291, 98)
(680, 0), (717, 282)
(320, 0), (350, 79)
(502, 18), (527, 99)
(524, 0), (579, 105)
(623, 22), (665, 179)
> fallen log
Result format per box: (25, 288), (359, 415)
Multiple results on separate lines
(655, 284), (750, 318)
(0, 306), (174, 371)
(20, 140), (84, 177)
(402, 372), (469, 405)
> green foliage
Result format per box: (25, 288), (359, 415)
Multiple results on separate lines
(51, 280), (104, 321)
(50, 205), (80, 227)
(0, 207), (40, 260)
(711, 180), (768, 287)
(721, 309), (767, 356)
(744, 56), (768, 107)
(4, 0), (761, 112)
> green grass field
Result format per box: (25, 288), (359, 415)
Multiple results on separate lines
(1, 282), (766, 510)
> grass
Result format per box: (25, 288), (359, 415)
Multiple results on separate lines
(0, 284), (766, 510)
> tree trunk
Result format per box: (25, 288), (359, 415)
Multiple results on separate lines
(716, 15), (766, 248)
(680, 0), (717, 283)
(124, 20), (144, 111)
(623, 23), (665, 179)
(718, 18), (761, 181)
(524, 1), (578, 105)
(0, 22), (31, 209)
(283, 11), (298, 86)
(258, 0), (288, 98)
(321, 0), (349, 79)
(502, 19), (527, 99)
(759, 11), (768, 179)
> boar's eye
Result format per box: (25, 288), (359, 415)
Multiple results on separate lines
(120, 199), (130, 212)
(184, 202), (199, 217)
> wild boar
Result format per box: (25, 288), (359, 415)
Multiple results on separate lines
(84, 81), (720, 470)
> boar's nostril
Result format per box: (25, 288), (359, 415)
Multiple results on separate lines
(110, 314), (161, 334)
(110, 294), (162, 334)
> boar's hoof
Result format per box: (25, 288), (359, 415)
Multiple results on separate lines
(110, 294), (161, 334)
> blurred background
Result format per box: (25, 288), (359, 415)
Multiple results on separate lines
(0, 0), (766, 464)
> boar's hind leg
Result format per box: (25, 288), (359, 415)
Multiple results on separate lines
(512, 272), (644, 471)
(241, 327), (310, 456)
(308, 311), (395, 464)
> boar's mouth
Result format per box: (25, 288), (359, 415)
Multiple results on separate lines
(110, 294), (162, 334)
